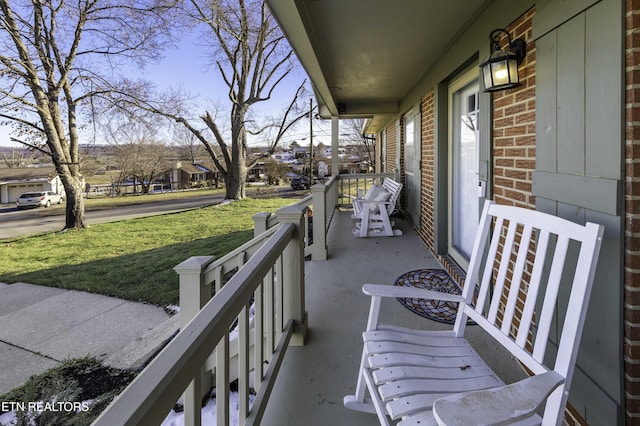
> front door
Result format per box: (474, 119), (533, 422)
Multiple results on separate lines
(449, 70), (480, 268)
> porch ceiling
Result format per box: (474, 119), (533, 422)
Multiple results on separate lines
(267, 0), (491, 132)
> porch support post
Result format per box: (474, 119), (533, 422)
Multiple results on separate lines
(331, 116), (339, 176)
(276, 206), (308, 346)
(175, 255), (216, 426)
(253, 211), (271, 236)
(311, 184), (328, 260)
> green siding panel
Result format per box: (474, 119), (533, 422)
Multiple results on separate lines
(532, 171), (620, 216)
(534, 0), (623, 423)
(585, 0), (623, 179)
(535, 34), (558, 173)
(557, 16), (585, 176)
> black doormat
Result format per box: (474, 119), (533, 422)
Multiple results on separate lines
(394, 269), (471, 325)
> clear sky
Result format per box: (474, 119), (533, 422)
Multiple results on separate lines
(0, 26), (330, 149)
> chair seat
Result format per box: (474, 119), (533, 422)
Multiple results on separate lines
(362, 326), (503, 421)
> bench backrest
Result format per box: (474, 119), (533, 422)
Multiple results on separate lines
(455, 201), (604, 424)
(380, 178), (402, 214)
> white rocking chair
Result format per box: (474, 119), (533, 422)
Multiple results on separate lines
(344, 200), (604, 425)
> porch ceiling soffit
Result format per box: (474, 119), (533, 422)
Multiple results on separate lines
(267, 0), (491, 131)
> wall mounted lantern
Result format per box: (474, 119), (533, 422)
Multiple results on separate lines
(479, 28), (526, 92)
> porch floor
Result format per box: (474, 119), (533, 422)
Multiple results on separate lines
(260, 210), (528, 425)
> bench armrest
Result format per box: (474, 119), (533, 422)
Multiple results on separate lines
(362, 283), (464, 303)
(432, 371), (564, 426)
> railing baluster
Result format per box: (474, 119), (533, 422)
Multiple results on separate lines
(238, 304), (250, 423)
(265, 266), (275, 354)
(254, 282), (264, 391)
(276, 255), (284, 339)
(214, 265), (223, 293)
(216, 333), (229, 426)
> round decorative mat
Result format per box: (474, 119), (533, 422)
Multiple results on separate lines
(394, 269), (470, 324)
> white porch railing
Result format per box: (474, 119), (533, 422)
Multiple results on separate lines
(93, 206), (307, 426)
(91, 174), (387, 425)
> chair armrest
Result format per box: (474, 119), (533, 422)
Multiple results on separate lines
(432, 371), (564, 426)
(362, 284), (464, 303)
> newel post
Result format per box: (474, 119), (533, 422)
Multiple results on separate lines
(174, 255), (216, 426)
(276, 206), (308, 346)
(253, 211), (271, 237)
(311, 184), (328, 260)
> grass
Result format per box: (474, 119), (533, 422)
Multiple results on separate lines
(0, 197), (293, 306)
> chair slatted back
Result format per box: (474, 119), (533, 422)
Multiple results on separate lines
(454, 201), (604, 424)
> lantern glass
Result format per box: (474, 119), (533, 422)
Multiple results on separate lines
(491, 60), (509, 85)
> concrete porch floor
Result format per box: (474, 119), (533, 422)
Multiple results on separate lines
(260, 210), (528, 425)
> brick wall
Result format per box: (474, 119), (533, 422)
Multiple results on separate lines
(491, 8), (537, 210)
(419, 92), (436, 251)
(385, 121), (397, 174)
(625, 0), (640, 422)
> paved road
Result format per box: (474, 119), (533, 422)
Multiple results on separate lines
(0, 193), (225, 239)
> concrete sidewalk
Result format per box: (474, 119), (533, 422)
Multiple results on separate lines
(0, 282), (179, 395)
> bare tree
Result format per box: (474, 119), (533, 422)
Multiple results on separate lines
(112, 141), (172, 194)
(0, 0), (175, 229)
(123, 0), (307, 200)
(104, 118), (173, 194)
(1, 147), (34, 167)
(343, 118), (375, 167)
(173, 125), (206, 164)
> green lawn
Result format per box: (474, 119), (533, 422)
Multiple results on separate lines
(0, 198), (293, 306)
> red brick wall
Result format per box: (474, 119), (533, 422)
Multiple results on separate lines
(419, 92), (436, 251)
(625, 0), (640, 423)
(385, 121), (397, 174)
(491, 9), (537, 210)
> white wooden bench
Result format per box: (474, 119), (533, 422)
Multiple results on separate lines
(344, 200), (604, 425)
(352, 178), (403, 237)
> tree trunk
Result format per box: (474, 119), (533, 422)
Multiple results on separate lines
(224, 160), (246, 200)
(60, 173), (86, 230)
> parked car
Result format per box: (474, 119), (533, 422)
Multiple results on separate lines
(16, 191), (64, 209)
(290, 176), (311, 190)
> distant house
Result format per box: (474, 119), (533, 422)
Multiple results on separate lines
(0, 166), (64, 204)
(272, 152), (295, 163)
(167, 162), (218, 189)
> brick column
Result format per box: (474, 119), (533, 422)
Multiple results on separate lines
(625, 1), (640, 421)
